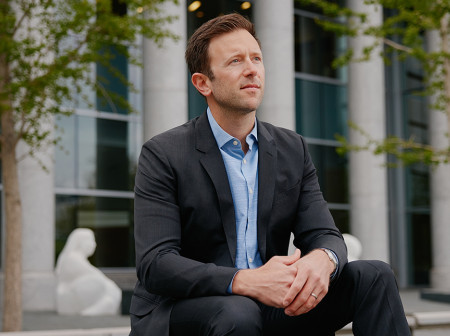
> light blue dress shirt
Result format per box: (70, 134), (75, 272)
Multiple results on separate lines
(207, 108), (338, 293)
(207, 108), (263, 272)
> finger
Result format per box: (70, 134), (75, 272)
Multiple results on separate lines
(284, 275), (323, 314)
(288, 293), (320, 316)
(282, 270), (306, 307)
(280, 248), (301, 266)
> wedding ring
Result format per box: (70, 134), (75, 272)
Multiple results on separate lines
(310, 293), (318, 300)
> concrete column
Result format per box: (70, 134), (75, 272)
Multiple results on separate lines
(143, 0), (188, 141)
(427, 30), (450, 290)
(254, 0), (295, 130)
(347, 0), (389, 262)
(17, 121), (56, 311)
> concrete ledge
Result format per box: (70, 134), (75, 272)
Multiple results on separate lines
(421, 289), (450, 305)
(0, 327), (130, 336)
(336, 313), (450, 336)
(1, 311), (450, 336)
(409, 311), (450, 327)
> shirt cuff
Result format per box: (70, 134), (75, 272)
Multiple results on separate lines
(227, 270), (240, 294)
(321, 248), (339, 281)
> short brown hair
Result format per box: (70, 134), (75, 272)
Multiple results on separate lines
(185, 13), (260, 79)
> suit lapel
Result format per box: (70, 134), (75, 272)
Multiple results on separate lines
(257, 121), (277, 262)
(196, 113), (237, 265)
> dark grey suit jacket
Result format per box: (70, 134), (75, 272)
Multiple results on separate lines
(129, 112), (347, 336)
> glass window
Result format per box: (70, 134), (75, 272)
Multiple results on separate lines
(55, 114), (140, 191)
(96, 45), (129, 115)
(400, 49), (430, 286)
(407, 213), (431, 285)
(296, 78), (347, 140)
(96, 0), (128, 114)
(308, 144), (348, 204)
(294, 15), (341, 78)
(295, 0), (345, 14)
(187, 0), (253, 36)
(54, 0), (140, 271)
(56, 195), (135, 267)
(95, 118), (130, 190)
(294, 8), (347, 82)
(405, 164), (430, 208)
(55, 115), (77, 188)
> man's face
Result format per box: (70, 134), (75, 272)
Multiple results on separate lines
(206, 29), (265, 115)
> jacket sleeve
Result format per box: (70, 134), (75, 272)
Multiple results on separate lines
(292, 137), (348, 279)
(134, 138), (237, 299)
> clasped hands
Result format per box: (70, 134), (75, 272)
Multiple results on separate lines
(232, 248), (334, 316)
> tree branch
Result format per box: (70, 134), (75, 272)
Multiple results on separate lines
(383, 37), (413, 53)
(12, 0), (37, 37)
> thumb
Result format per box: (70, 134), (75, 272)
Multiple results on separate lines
(282, 248), (301, 265)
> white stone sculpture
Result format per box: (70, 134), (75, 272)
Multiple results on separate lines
(55, 228), (122, 315)
(343, 233), (363, 262)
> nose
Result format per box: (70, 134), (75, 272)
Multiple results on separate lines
(243, 58), (258, 76)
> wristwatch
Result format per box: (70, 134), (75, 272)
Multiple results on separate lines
(319, 248), (338, 276)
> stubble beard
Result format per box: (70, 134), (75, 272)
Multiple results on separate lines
(214, 88), (264, 118)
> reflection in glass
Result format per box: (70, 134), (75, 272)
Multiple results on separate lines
(55, 114), (139, 191)
(296, 79), (347, 140)
(408, 213), (431, 285)
(96, 45), (129, 115)
(78, 116), (97, 189)
(405, 164), (429, 208)
(403, 59), (430, 209)
(55, 195), (135, 267)
(96, 118), (129, 190)
(294, 15), (345, 80)
(55, 115), (77, 188)
(295, 0), (345, 14)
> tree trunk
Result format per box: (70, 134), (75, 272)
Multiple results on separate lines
(0, 56), (23, 331)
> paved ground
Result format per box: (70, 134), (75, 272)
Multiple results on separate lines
(401, 289), (450, 314)
(1, 290), (450, 332)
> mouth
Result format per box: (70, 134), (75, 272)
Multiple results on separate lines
(241, 84), (260, 90)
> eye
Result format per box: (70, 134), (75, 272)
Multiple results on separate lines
(254, 56), (262, 62)
(231, 59), (240, 64)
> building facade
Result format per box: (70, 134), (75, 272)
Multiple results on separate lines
(0, 0), (443, 311)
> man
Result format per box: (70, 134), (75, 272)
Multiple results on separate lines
(130, 13), (410, 336)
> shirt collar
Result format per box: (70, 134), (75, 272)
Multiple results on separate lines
(207, 107), (258, 150)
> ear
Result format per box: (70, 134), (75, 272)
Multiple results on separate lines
(191, 72), (212, 97)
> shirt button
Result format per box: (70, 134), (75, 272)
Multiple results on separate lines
(243, 159), (247, 164)
(233, 140), (238, 146)
(249, 258), (253, 263)
(249, 188), (253, 194)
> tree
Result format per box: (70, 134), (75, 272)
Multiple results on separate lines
(297, 0), (450, 165)
(0, 0), (177, 331)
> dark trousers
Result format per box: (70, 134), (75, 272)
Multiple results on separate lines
(169, 260), (411, 336)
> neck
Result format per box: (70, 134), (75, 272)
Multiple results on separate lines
(209, 108), (256, 148)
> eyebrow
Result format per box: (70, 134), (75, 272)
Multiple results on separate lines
(224, 49), (262, 60)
